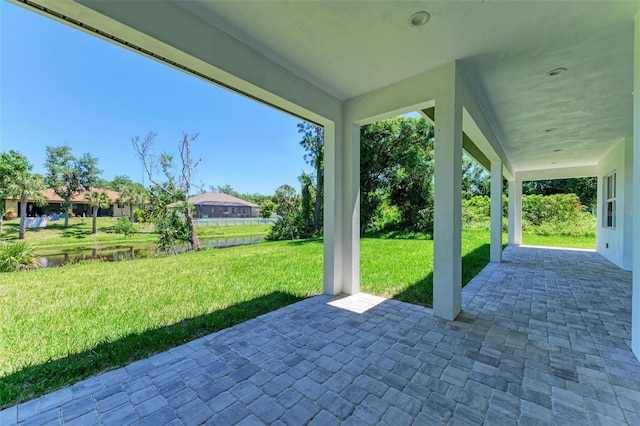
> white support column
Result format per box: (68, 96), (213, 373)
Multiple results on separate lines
(342, 119), (361, 295)
(631, 11), (639, 359)
(508, 177), (522, 245)
(323, 121), (342, 295)
(433, 68), (463, 321)
(322, 117), (360, 296)
(490, 160), (503, 262)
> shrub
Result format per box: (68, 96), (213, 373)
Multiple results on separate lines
(0, 241), (40, 272)
(3, 207), (17, 220)
(370, 202), (402, 232)
(414, 207), (434, 233)
(258, 200), (276, 218)
(522, 193), (584, 225)
(462, 196), (491, 231)
(266, 213), (308, 241)
(114, 216), (136, 237)
(133, 208), (148, 223)
(155, 211), (190, 253)
(462, 193), (595, 237)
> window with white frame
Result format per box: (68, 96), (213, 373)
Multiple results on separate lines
(603, 172), (616, 229)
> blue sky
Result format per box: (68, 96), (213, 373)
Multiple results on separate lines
(0, 2), (312, 195)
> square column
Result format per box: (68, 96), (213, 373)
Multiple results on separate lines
(433, 71), (463, 321)
(490, 160), (503, 262)
(632, 11), (640, 359)
(508, 178), (522, 245)
(323, 118), (360, 296)
(323, 122), (341, 295)
(342, 121), (361, 295)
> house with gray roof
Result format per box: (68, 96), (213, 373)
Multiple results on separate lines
(186, 192), (259, 219)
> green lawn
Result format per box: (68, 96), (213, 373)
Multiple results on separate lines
(361, 230), (492, 306)
(521, 232), (595, 249)
(0, 239), (324, 407)
(0, 228), (590, 407)
(0, 217), (271, 248)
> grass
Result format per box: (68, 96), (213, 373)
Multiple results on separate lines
(0, 230), (493, 407)
(0, 240), (324, 407)
(0, 228), (593, 407)
(0, 217), (271, 249)
(361, 230), (492, 306)
(521, 232), (595, 249)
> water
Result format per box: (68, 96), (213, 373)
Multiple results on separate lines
(36, 237), (264, 267)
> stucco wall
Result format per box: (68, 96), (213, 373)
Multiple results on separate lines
(112, 205), (127, 218)
(596, 136), (633, 270)
(4, 200), (18, 216)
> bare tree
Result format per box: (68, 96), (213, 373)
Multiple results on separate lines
(133, 131), (201, 251)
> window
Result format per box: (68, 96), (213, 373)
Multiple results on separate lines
(603, 172), (616, 229)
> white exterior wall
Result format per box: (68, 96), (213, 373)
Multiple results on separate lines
(112, 205), (127, 218)
(596, 136), (633, 270)
(4, 200), (18, 217)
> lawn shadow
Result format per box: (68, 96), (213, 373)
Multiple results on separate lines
(0, 291), (305, 409)
(392, 243), (491, 308)
(282, 237), (323, 246)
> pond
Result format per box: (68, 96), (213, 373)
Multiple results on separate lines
(36, 237), (264, 267)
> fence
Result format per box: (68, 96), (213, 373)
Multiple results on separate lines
(194, 217), (277, 227)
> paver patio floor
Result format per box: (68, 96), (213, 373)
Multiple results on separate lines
(2, 245), (639, 425)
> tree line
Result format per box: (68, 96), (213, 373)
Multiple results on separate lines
(1, 146), (152, 240)
(1, 116), (598, 246)
(266, 116), (598, 240)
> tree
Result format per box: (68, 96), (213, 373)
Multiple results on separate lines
(258, 200), (276, 218)
(133, 131), (201, 252)
(298, 172), (314, 232)
(272, 184), (298, 215)
(4, 171), (46, 239)
(462, 155), (490, 199)
(523, 177), (597, 209)
(212, 184), (239, 197)
(114, 216), (136, 238)
(85, 191), (111, 234)
(266, 184), (304, 241)
(360, 116), (434, 233)
(0, 150), (30, 234)
(44, 145), (101, 228)
(117, 184), (147, 221)
(112, 175), (137, 190)
(297, 122), (324, 231)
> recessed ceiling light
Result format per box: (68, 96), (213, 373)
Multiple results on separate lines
(547, 67), (567, 77)
(553, 149), (562, 152)
(409, 11), (431, 27)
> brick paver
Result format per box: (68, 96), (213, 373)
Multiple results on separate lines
(3, 246), (639, 425)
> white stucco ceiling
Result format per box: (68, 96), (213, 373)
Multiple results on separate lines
(172, 0), (637, 173)
(20, 0), (639, 174)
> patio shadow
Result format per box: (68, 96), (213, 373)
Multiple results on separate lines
(393, 243), (491, 307)
(0, 291), (305, 409)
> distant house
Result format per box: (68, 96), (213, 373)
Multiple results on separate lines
(185, 192), (259, 219)
(3, 188), (128, 218)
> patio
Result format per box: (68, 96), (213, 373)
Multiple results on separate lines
(1, 245), (638, 425)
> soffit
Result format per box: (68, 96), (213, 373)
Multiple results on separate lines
(173, 1), (638, 172)
(29, 0), (638, 173)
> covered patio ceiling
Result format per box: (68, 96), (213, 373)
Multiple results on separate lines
(176, 0), (637, 173)
(16, 0), (639, 175)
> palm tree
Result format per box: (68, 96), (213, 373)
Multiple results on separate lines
(4, 172), (47, 239)
(85, 191), (111, 234)
(117, 185), (147, 222)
